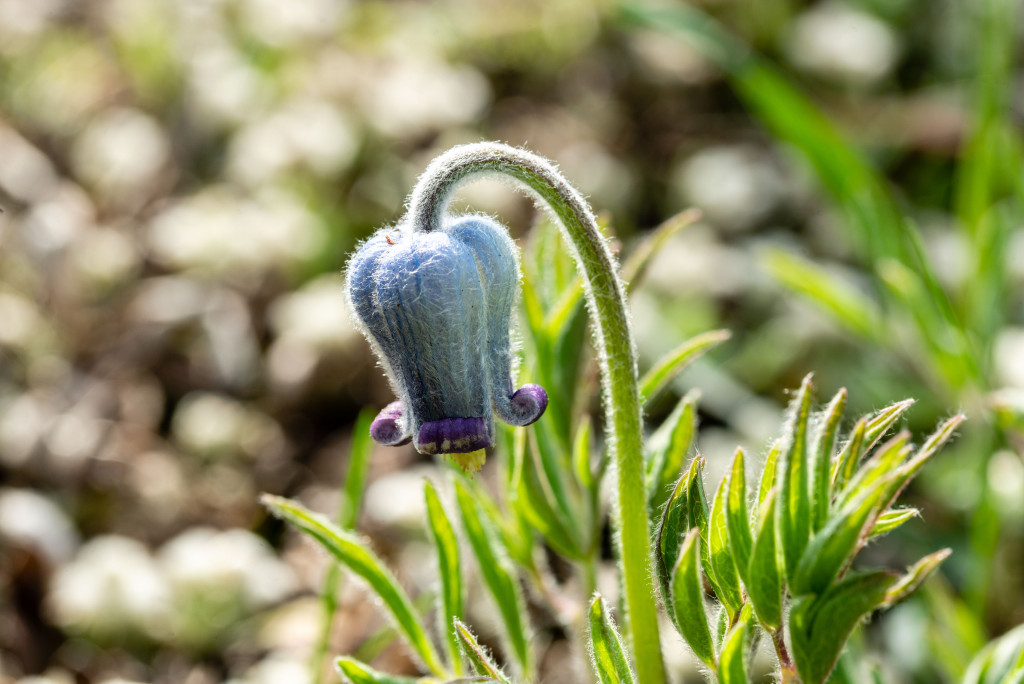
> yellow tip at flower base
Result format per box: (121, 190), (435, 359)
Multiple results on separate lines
(450, 449), (487, 474)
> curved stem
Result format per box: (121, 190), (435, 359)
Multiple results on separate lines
(406, 142), (665, 684)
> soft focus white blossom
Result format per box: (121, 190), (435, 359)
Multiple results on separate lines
(672, 145), (785, 232)
(225, 652), (311, 684)
(158, 527), (297, 609)
(786, 2), (899, 86)
(171, 392), (280, 459)
(0, 488), (79, 564)
(995, 328), (1024, 389)
(236, 0), (347, 48)
(71, 108), (170, 205)
(48, 536), (170, 637)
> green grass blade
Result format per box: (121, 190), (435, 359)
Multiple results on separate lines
(639, 330), (731, 406)
(424, 481), (464, 675)
(709, 469), (743, 617)
(587, 595), (637, 684)
(776, 374), (814, 584)
(762, 250), (883, 342)
(725, 448), (753, 586)
(670, 529), (716, 669)
(621, 208), (702, 294)
(455, 482), (532, 678)
(746, 490), (782, 631)
(335, 656), (422, 684)
(811, 389), (846, 530)
(789, 571), (898, 684)
(716, 604), (754, 684)
(262, 496), (446, 677)
(454, 619), (513, 684)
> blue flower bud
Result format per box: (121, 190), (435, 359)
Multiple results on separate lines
(346, 215), (547, 455)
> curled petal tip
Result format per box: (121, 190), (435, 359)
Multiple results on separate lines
(370, 401), (412, 446)
(416, 417), (492, 455)
(504, 383), (548, 426)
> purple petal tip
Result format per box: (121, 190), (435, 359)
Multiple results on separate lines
(416, 417), (492, 454)
(370, 401), (412, 446)
(506, 383), (548, 426)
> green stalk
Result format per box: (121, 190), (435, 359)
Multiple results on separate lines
(407, 143), (666, 684)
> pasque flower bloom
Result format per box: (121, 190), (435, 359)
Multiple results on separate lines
(346, 214), (546, 455)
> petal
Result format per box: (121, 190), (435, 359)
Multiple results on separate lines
(416, 417), (492, 454)
(493, 383), (548, 427)
(370, 401), (412, 446)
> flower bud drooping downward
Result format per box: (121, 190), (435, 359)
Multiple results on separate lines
(346, 214), (547, 468)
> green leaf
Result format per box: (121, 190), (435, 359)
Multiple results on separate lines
(340, 407), (375, 529)
(573, 414), (595, 492)
(709, 468), (743, 616)
(883, 548), (952, 608)
(792, 475), (895, 596)
(646, 391), (699, 511)
(757, 440), (780, 515)
(587, 594), (637, 684)
(454, 482), (532, 678)
(963, 623), (1024, 684)
(424, 482), (464, 674)
(811, 389), (847, 531)
(335, 656), (422, 684)
(716, 604), (754, 684)
(683, 456), (716, 594)
(262, 496), (445, 677)
(746, 490), (782, 630)
(836, 432), (912, 511)
(670, 529), (716, 668)
(789, 571), (897, 684)
(762, 249), (883, 342)
(832, 399), (913, 497)
(776, 374), (814, 585)
(639, 329), (731, 405)
(878, 415), (966, 511)
(454, 619), (512, 684)
(725, 449), (753, 586)
(621, 208), (701, 293)
(868, 508), (920, 540)
(655, 471), (689, 606)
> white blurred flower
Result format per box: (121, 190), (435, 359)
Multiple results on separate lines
(225, 652), (311, 684)
(186, 42), (269, 128)
(48, 536), (170, 637)
(17, 672), (75, 684)
(236, 0), (346, 48)
(128, 276), (209, 326)
(641, 224), (756, 298)
(159, 527), (297, 608)
(0, 0), (65, 50)
(0, 125), (60, 203)
(672, 145), (785, 232)
(68, 227), (141, 295)
(171, 391), (282, 460)
(0, 290), (43, 350)
(70, 108), (170, 205)
(0, 392), (49, 468)
(226, 99), (358, 187)
(20, 183), (95, 256)
(0, 488), (79, 564)
(146, 187), (325, 274)
(786, 2), (899, 87)
(995, 328), (1024, 389)
(359, 57), (489, 138)
(363, 465), (439, 534)
(268, 275), (359, 351)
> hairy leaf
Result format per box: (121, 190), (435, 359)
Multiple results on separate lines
(670, 529), (716, 668)
(424, 482), (463, 674)
(717, 604), (754, 684)
(777, 374), (814, 584)
(725, 448), (753, 585)
(588, 594), (637, 684)
(709, 469), (743, 616)
(454, 619), (512, 684)
(746, 490), (782, 630)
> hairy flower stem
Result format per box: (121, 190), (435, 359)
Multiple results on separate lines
(407, 142), (666, 684)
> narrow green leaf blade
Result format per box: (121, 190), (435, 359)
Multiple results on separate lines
(587, 594), (638, 684)
(455, 482), (532, 678)
(639, 330), (731, 406)
(757, 440), (780, 514)
(646, 391), (699, 510)
(684, 456), (717, 594)
(670, 529), (716, 668)
(425, 481), (464, 674)
(836, 433), (913, 510)
(777, 374), (814, 584)
(454, 619), (512, 684)
(725, 448), (753, 585)
(709, 469), (743, 616)
(335, 656), (422, 684)
(655, 471), (689, 606)
(716, 604), (754, 684)
(746, 490), (782, 630)
(883, 548), (952, 608)
(789, 571), (898, 684)
(868, 508), (920, 540)
(262, 496), (446, 677)
(811, 389), (847, 530)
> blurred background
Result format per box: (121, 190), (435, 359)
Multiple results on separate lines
(0, 0), (1021, 682)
